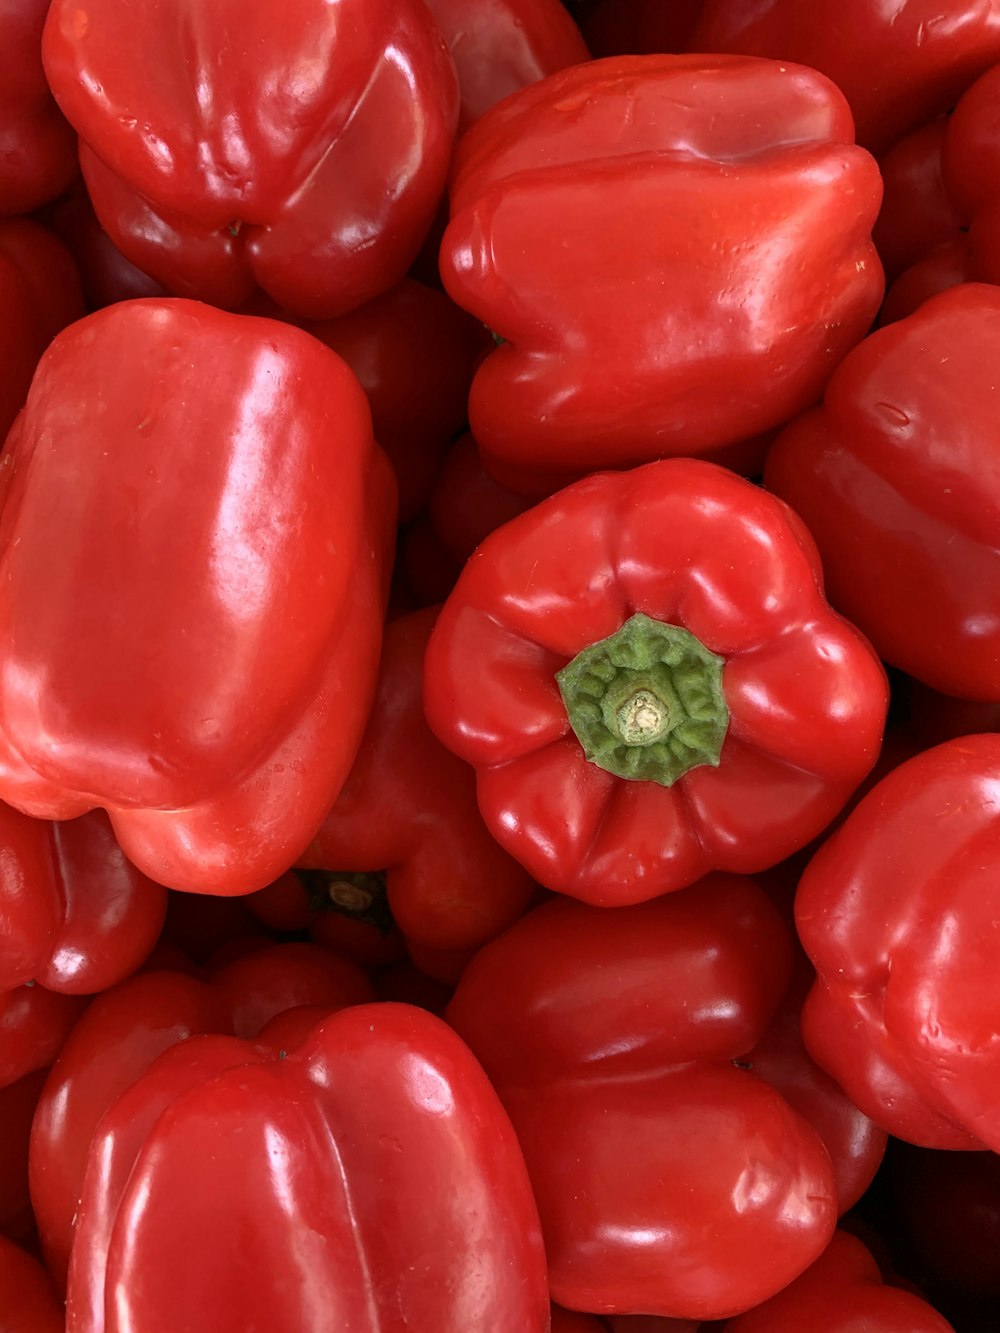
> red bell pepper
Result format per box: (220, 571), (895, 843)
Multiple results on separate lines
(0, 218), (84, 442)
(795, 734), (1000, 1152)
(721, 1229), (955, 1332)
(0, 297), (395, 894)
(299, 607), (536, 952)
(42, 0), (458, 318)
(0, 1068), (46, 1243)
(31, 944), (372, 1289)
(765, 283), (1000, 700)
(439, 54), (883, 496)
(690, 0), (1000, 153)
(65, 1005), (549, 1333)
(0, 1235), (63, 1333)
(938, 61), (1000, 290)
(46, 184), (166, 311)
(424, 458), (887, 904)
(0, 0), (77, 216)
(0, 806), (165, 997)
(446, 874), (872, 1321)
(427, 0), (590, 132)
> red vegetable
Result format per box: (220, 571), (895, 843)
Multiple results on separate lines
(424, 458), (887, 904)
(65, 1005), (549, 1333)
(796, 734), (1000, 1152)
(0, 1234), (63, 1333)
(439, 54), (883, 495)
(765, 283), (1000, 700)
(447, 875), (844, 1320)
(0, 298), (395, 893)
(42, 0), (458, 317)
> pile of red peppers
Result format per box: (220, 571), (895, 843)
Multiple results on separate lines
(4, 1), (1000, 1330)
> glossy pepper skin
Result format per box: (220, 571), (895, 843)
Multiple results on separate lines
(691, 0), (1000, 154)
(65, 1004), (549, 1333)
(447, 875), (842, 1320)
(0, 0), (78, 216)
(796, 734), (1000, 1153)
(721, 1229), (955, 1332)
(31, 946), (373, 1290)
(439, 54), (883, 497)
(0, 298), (395, 894)
(42, 0), (458, 318)
(764, 283), (1000, 701)
(0, 806), (165, 997)
(0, 1235), (63, 1333)
(424, 458), (887, 905)
(299, 607), (535, 952)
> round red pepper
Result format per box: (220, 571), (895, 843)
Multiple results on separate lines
(425, 458), (887, 904)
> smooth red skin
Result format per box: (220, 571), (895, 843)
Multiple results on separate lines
(31, 946), (370, 1291)
(160, 889), (265, 965)
(765, 283), (1000, 700)
(0, 218), (85, 443)
(0, 985), (88, 1088)
(245, 874), (409, 968)
(0, 807), (165, 994)
(938, 62), (1000, 292)
(550, 1308), (700, 1333)
(505, 1066), (835, 1320)
(0, 298), (395, 894)
(578, 0), (704, 57)
(720, 1229), (955, 1332)
(550, 1309), (605, 1333)
(448, 878), (838, 1318)
(66, 1005), (550, 1333)
(424, 458), (888, 905)
(298, 280), (491, 522)
(43, 0), (458, 319)
(873, 120), (963, 282)
(0, 1235), (63, 1333)
(440, 54), (883, 497)
(46, 184), (166, 310)
(447, 875), (796, 1090)
(878, 238), (973, 325)
(0, 0), (77, 216)
(0, 1068), (46, 1242)
(447, 878), (877, 1213)
(889, 1143), (1000, 1296)
(796, 735), (1000, 1152)
(301, 608), (536, 951)
(691, 0), (1000, 154)
(427, 0), (590, 131)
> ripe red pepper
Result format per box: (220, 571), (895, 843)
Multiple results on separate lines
(690, 0), (1000, 153)
(0, 806), (165, 997)
(721, 1229), (955, 1332)
(439, 54), (883, 496)
(0, 1068), (47, 1244)
(66, 1005), (549, 1333)
(299, 607), (536, 952)
(0, 0), (78, 216)
(31, 945), (372, 1289)
(765, 283), (1000, 701)
(938, 61), (1000, 289)
(447, 874), (851, 1320)
(0, 298), (395, 893)
(796, 734), (1000, 1152)
(0, 984), (88, 1089)
(42, 0), (458, 318)
(424, 458), (887, 904)
(873, 119), (962, 283)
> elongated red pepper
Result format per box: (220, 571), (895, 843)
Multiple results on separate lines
(424, 458), (887, 904)
(0, 298), (395, 893)
(66, 1005), (549, 1333)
